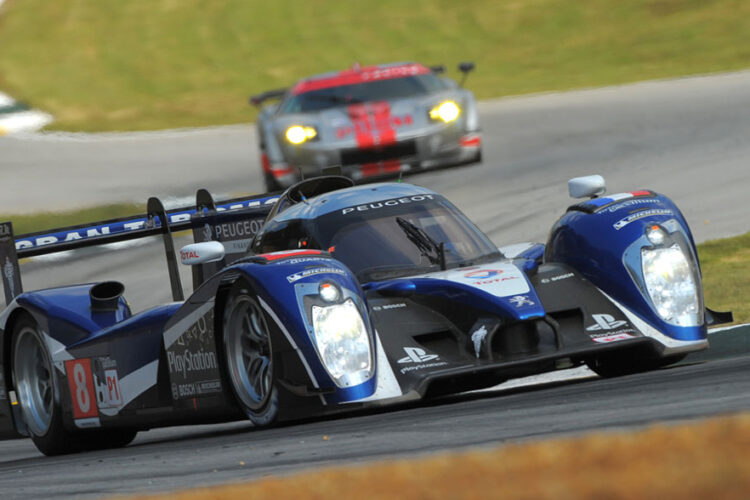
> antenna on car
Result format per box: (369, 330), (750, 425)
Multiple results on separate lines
(397, 168), (404, 183)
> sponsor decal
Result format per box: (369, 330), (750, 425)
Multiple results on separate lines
(471, 325), (488, 358)
(167, 349), (219, 379)
(586, 314), (628, 331)
(286, 267), (346, 283)
(165, 307), (223, 400)
(398, 347), (439, 363)
(0, 225), (8, 237)
(212, 219), (263, 240)
(540, 272), (575, 284)
(613, 209), (673, 230)
(598, 198), (656, 214)
(202, 223), (213, 242)
(341, 194), (435, 215)
(14, 196), (279, 251)
(372, 302), (407, 312)
(396, 347), (447, 374)
(509, 295), (535, 307)
(590, 332), (635, 344)
(180, 250), (200, 261)
(4, 257), (15, 298)
(286, 257), (327, 265)
(464, 269), (500, 279)
(92, 357), (123, 410)
(337, 114), (413, 139)
(65, 359), (98, 419)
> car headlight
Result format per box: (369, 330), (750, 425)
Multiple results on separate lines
(429, 100), (461, 123)
(285, 125), (317, 145)
(311, 298), (372, 387)
(641, 243), (701, 326)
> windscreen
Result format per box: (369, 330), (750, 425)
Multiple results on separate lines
(310, 195), (500, 282)
(281, 74), (449, 114)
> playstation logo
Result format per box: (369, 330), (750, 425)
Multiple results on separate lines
(397, 347), (439, 364)
(586, 314), (627, 331)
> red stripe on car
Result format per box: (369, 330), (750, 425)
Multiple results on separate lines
(292, 63), (431, 95)
(259, 249), (324, 261)
(629, 190), (652, 197)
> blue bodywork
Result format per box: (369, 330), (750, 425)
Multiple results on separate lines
(0, 180), (715, 448)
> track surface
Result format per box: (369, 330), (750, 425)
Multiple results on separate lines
(0, 72), (749, 498)
(0, 355), (747, 500)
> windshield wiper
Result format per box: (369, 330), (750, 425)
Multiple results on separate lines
(396, 217), (446, 271)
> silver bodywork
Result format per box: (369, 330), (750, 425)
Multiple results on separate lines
(254, 64), (482, 191)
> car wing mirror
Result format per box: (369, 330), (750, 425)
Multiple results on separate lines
(568, 175), (606, 199)
(180, 241), (225, 265)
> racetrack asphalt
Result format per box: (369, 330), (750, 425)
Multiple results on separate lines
(0, 353), (747, 499)
(0, 71), (749, 498)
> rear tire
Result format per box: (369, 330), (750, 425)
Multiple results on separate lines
(12, 315), (75, 455)
(222, 282), (280, 426)
(586, 353), (686, 378)
(12, 314), (138, 455)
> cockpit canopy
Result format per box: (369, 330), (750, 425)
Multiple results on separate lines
(253, 189), (500, 282)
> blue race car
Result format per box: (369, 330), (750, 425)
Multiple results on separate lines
(0, 175), (730, 455)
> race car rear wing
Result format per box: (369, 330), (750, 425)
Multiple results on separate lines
(249, 88), (287, 107)
(0, 191), (279, 306)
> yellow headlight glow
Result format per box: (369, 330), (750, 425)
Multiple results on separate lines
(429, 100), (461, 123)
(285, 125), (317, 145)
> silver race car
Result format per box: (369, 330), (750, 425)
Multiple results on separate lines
(251, 62), (482, 191)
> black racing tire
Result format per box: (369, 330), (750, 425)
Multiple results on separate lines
(11, 314), (76, 456)
(222, 281), (280, 427)
(12, 314), (138, 455)
(586, 353), (687, 378)
(77, 428), (138, 451)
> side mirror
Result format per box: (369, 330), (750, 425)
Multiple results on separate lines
(568, 175), (606, 199)
(180, 241), (225, 265)
(458, 62), (475, 74)
(430, 65), (446, 74)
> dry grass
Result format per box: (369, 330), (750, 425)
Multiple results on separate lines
(123, 413), (750, 500)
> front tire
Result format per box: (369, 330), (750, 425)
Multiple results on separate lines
(223, 282), (279, 426)
(586, 353), (686, 378)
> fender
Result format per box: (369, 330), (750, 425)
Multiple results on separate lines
(545, 191), (705, 341)
(226, 251), (378, 405)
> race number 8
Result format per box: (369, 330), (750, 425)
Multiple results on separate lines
(73, 363), (90, 413)
(65, 359), (97, 419)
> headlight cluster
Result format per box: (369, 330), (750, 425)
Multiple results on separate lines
(285, 125), (317, 145)
(641, 242), (701, 327)
(429, 100), (461, 123)
(311, 298), (372, 387)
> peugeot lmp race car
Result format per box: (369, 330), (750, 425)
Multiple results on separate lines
(0, 175), (731, 456)
(250, 61), (482, 191)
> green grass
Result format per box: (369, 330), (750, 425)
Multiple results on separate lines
(698, 232), (750, 324)
(3, 200), (747, 323)
(0, 0), (748, 131)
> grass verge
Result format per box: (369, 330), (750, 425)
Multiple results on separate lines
(122, 413), (750, 500)
(698, 231), (750, 324)
(0, 0), (749, 131)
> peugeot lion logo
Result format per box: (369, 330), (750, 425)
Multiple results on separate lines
(586, 314), (627, 331)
